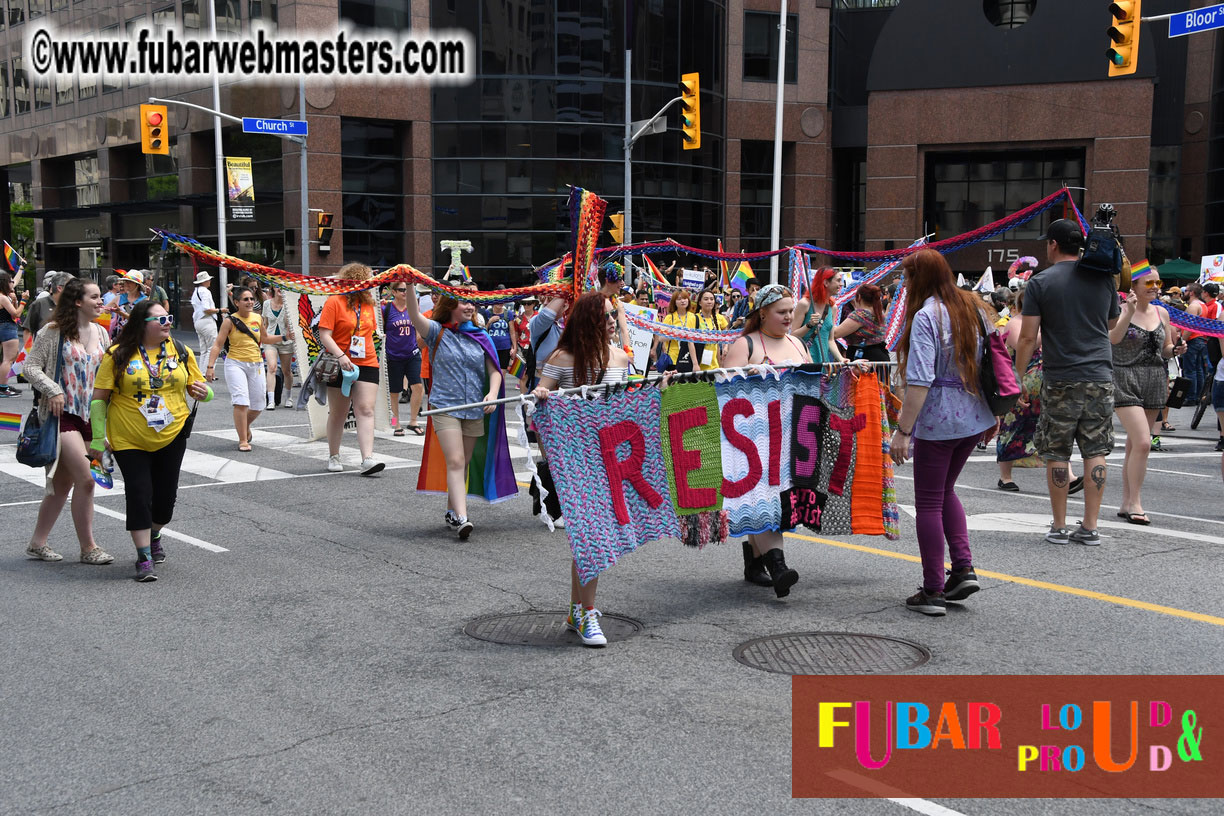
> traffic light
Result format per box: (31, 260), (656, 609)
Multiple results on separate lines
(140, 104), (169, 155)
(680, 72), (700, 150)
(609, 212), (624, 245)
(1107, 1), (1141, 77)
(316, 212), (334, 253)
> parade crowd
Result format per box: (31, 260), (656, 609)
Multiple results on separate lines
(15, 218), (1224, 642)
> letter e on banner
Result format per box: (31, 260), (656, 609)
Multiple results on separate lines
(667, 407), (716, 509)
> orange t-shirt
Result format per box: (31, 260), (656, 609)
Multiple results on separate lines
(319, 295), (377, 367)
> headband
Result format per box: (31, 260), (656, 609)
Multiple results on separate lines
(753, 284), (792, 312)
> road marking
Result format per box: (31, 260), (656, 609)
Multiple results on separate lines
(199, 429), (417, 465)
(783, 531), (1224, 627)
(898, 507), (1224, 547)
(888, 799), (968, 816)
(178, 450), (294, 482)
(93, 506), (228, 553)
(892, 473), (1224, 529)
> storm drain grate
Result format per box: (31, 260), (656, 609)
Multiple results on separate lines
(733, 632), (930, 675)
(464, 611), (645, 647)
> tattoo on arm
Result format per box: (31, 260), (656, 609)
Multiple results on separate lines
(1052, 467), (1069, 488)
(1091, 465), (1106, 491)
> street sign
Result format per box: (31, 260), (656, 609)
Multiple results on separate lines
(241, 117), (308, 136)
(1169, 3), (1224, 37)
(631, 117), (666, 136)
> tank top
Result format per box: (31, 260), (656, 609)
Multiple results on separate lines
(803, 301), (834, 363)
(226, 313), (263, 363)
(1112, 318), (1165, 368)
(539, 349), (630, 389)
(264, 304), (288, 340)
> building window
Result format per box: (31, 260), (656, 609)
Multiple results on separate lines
(78, 65), (96, 99)
(33, 60), (50, 110)
(744, 12), (797, 83)
(101, 25), (121, 92)
(74, 155), (99, 207)
(984, 0), (1036, 29)
(740, 140), (776, 253)
(214, 0), (240, 35)
(836, 0), (900, 8)
(27, 0), (45, 19)
(152, 5), (175, 34)
(925, 149), (1085, 242)
(0, 62), (9, 118)
(1147, 146), (1180, 264)
(249, 0), (277, 27)
(8, 1), (23, 26)
(341, 118), (403, 268)
(183, 0), (200, 32)
(50, 0), (67, 10)
(12, 56), (28, 113)
(146, 152), (179, 200)
(54, 72), (71, 105)
(340, 0), (409, 29)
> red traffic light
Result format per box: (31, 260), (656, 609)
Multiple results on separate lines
(146, 110), (163, 127)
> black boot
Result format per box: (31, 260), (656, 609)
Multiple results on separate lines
(742, 542), (772, 587)
(761, 548), (799, 598)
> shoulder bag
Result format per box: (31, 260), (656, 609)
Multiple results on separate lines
(16, 335), (64, 468)
(976, 312), (1021, 416)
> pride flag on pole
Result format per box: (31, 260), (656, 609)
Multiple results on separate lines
(3, 241), (23, 273)
(717, 240), (730, 289)
(730, 260), (754, 294)
(8, 334), (32, 378)
(644, 255), (668, 287)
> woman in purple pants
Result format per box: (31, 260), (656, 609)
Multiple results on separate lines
(890, 249), (1000, 617)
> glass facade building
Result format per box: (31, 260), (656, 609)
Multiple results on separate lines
(429, 0), (725, 282)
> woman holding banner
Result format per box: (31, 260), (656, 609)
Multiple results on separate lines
(890, 249), (996, 617)
(720, 284), (811, 598)
(792, 267), (848, 365)
(532, 291), (631, 647)
(405, 285), (501, 540)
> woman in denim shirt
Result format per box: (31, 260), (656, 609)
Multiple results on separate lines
(890, 250), (999, 617)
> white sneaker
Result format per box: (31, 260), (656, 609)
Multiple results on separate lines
(266, 396), (276, 410)
(326, 455), (343, 473)
(360, 457), (385, 476)
(281, 391), (293, 407)
(554, 516), (566, 529)
(577, 607), (607, 647)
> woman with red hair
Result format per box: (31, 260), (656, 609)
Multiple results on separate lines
(890, 249), (998, 617)
(791, 267), (849, 364)
(833, 283), (889, 363)
(533, 291), (631, 646)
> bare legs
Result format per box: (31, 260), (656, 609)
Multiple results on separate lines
(28, 431), (100, 554)
(1116, 406), (1159, 518)
(325, 380), (377, 461)
(570, 562), (598, 608)
(233, 405), (261, 447)
(0, 337), (18, 388)
(436, 426), (476, 520)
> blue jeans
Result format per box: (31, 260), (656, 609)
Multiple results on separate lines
(1184, 338), (1210, 403)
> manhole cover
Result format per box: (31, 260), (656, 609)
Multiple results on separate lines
(733, 632), (930, 675)
(464, 611), (645, 647)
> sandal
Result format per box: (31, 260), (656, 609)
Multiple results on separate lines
(1120, 511), (1151, 526)
(408, 425), (425, 436)
(996, 479), (1020, 492)
(238, 442), (252, 452)
(393, 427), (405, 437)
(1161, 422), (1176, 432)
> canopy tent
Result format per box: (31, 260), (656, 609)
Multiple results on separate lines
(1155, 258), (1201, 282)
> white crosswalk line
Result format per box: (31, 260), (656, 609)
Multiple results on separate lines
(199, 428), (417, 465)
(177, 449), (294, 482)
(0, 451), (127, 494)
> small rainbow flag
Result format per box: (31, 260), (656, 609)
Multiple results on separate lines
(3, 241), (23, 273)
(644, 255), (668, 287)
(731, 260), (754, 294)
(1130, 259), (1153, 280)
(717, 240), (730, 289)
(461, 264), (473, 283)
(8, 334), (32, 378)
(507, 354), (524, 378)
(0, 411), (22, 432)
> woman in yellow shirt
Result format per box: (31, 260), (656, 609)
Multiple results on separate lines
(205, 286), (282, 451)
(694, 288), (729, 370)
(91, 300), (210, 581)
(648, 289), (698, 373)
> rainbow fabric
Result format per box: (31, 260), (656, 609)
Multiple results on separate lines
(654, 289), (671, 311)
(569, 187), (607, 297)
(0, 411), (21, 431)
(1130, 259), (1153, 280)
(7, 334), (32, 378)
(644, 255), (668, 287)
(507, 354), (525, 378)
(3, 241), (22, 273)
(731, 260), (753, 294)
(883, 284), (907, 351)
(717, 240), (730, 290)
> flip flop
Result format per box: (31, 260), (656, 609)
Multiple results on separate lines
(393, 427), (405, 437)
(238, 442), (252, 452)
(1068, 476), (1084, 495)
(408, 425), (425, 436)
(996, 479), (1020, 492)
(1121, 511), (1151, 526)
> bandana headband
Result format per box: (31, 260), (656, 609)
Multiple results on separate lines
(753, 284), (792, 312)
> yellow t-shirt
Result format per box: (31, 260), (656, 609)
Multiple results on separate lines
(94, 342), (205, 451)
(226, 313), (263, 363)
(695, 312), (729, 370)
(662, 311), (698, 360)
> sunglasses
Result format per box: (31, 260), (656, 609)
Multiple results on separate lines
(393, 287), (408, 293)
(145, 315), (173, 326)
(239, 296), (255, 302)
(1139, 279), (1161, 289)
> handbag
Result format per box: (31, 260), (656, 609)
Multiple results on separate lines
(977, 313), (1021, 416)
(1165, 376), (1192, 409)
(16, 336), (64, 468)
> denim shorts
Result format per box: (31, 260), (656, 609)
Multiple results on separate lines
(0, 322), (18, 343)
(1213, 379), (1224, 412)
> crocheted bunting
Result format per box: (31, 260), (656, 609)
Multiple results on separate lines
(784, 392), (829, 533)
(877, 375), (901, 541)
(714, 371), (799, 536)
(534, 388), (681, 585)
(851, 372), (886, 536)
(659, 382), (723, 516)
(816, 402), (862, 536)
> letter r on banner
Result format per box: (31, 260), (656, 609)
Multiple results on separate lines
(598, 421), (665, 524)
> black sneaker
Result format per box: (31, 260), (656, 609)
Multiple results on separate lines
(150, 532), (166, 564)
(134, 559), (158, 582)
(444, 511), (461, 531)
(943, 568), (980, 603)
(1215, 438), (1224, 452)
(905, 588), (946, 616)
(457, 519), (474, 540)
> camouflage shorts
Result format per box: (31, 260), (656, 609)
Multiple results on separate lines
(1035, 381), (1115, 462)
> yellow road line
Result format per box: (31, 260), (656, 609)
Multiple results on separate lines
(784, 531), (1224, 627)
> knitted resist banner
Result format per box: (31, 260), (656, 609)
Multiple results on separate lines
(535, 369), (899, 583)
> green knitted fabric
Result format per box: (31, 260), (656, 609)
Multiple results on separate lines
(659, 381), (723, 516)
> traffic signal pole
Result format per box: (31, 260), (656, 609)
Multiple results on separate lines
(768, 0), (788, 285)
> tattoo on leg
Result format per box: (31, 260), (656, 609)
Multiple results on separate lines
(1052, 467), (1069, 488)
(1091, 465), (1106, 491)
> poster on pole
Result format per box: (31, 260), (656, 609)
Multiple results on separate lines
(225, 157), (255, 222)
(682, 268), (706, 290)
(1201, 254), (1224, 283)
(622, 302), (655, 374)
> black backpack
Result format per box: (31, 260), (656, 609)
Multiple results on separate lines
(1077, 225), (1122, 276)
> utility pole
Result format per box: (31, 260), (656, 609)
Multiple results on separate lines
(768, 0), (788, 285)
(208, 0), (226, 294)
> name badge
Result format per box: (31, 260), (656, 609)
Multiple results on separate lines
(700, 347), (715, 368)
(141, 395), (174, 432)
(348, 335), (366, 358)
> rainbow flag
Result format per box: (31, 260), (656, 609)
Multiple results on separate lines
(717, 241), (730, 289)
(0, 411), (21, 432)
(8, 334), (32, 378)
(731, 260), (754, 294)
(1130, 259), (1153, 281)
(461, 264), (473, 283)
(3, 241), (23, 273)
(644, 255), (668, 287)
(507, 354), (525, 378)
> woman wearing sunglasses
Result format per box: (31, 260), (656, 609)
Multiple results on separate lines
(384, 282), (424, 436)
(205, 286), (283, 452)
(91, 300), (211, 581)
(1109, 266), (1185, 525)
(319, 263), (384, 475)
(262, 286), (296, 409)
(531, 291), (631, 646)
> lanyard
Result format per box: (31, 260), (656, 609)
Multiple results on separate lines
(353, 303), (362, 335)
(138, 342), (167, 388)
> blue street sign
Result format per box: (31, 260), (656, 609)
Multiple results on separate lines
(241, 117), (308, 136)
(1170, 4), (1224, 37)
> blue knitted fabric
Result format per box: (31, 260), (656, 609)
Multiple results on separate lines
(535, 387), (682, 585)
(715, 372), (799, 536)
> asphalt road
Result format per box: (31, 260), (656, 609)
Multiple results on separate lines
(2, 337), (1221, 815)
